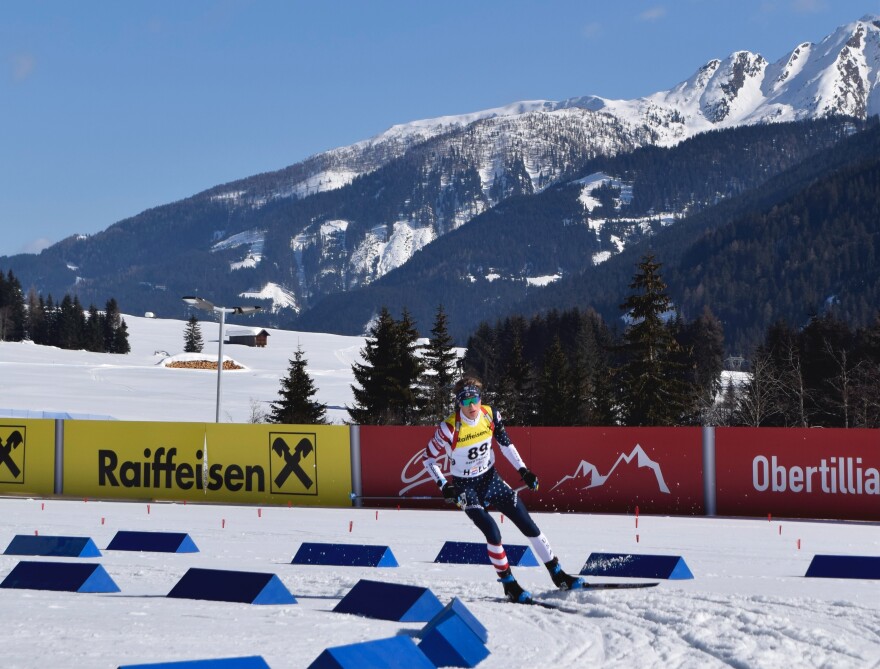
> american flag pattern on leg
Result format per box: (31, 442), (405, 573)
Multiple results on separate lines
(488, 542), (510, 575)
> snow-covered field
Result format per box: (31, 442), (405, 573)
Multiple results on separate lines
(1, 315), (879, 668)
(0, 314), (364, 424)
(2, 499), (879, 669)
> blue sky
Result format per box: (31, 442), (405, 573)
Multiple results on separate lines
(2, 1), (878, 258)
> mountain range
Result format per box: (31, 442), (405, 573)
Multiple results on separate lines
(3, 14), (880, 355)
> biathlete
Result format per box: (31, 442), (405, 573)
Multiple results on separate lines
(421, 376), (585, 603)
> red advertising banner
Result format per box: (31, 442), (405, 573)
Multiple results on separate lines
(358, 426), (440, 506)
(515, 427), (704, 515)
(358, 426), (704, 515)
(715, 428), (880, 520)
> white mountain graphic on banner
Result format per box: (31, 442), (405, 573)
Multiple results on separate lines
(549, 444), (670, 494)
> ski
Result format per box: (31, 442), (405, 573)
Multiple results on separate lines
(573, 581), (659, 591)
(482, 581), (659, 610)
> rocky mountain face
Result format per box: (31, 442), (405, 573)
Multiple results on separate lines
(3, 16), (879, 335)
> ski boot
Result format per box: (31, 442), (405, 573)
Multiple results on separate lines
(546, 557), (586, 590)
(498, 569), (532, 604)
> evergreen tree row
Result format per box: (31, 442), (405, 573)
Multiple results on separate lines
(269, 304), (460, 426)
(0, 268), (130, 353)
(463, 255), (725, 426)
(345, 305), (460, 425)
(235, 251), (880, 429)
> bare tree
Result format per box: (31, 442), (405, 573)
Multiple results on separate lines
(734, 351), (782, 427)
(776, 340), (813, 427)
(822, 341), (858, 427)
(852, 362), (880, 428)
(247, 398), (269, 424)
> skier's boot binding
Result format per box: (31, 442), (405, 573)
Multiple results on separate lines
(499, 569), (532, 603)
(546, 557), (586, 590)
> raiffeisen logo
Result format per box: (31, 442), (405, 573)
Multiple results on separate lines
(0, 427), (25, 484)
(98, 447), (266, 492)
(549, 444), (671, 494)
(753, 455), (880, 495)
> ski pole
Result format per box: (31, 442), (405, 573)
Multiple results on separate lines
(349, 493), (441, 501)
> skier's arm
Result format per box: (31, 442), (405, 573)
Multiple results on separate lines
(422, 421), (453, 486)
(494, 410), (528, 471)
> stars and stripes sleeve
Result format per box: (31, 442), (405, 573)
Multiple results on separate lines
(493, 409), (527, 472)
(422, 420), (453, 487)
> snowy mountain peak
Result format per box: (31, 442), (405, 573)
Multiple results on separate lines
(569, 15), (880, 144)
(700, 51), (769, 122)
(210, 15), (879, 211)
(35, 15), (880, 327)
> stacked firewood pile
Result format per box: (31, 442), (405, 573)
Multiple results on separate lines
(165, 360), (244, 371)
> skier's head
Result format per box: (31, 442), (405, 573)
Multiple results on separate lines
(454, 376), (483, 417)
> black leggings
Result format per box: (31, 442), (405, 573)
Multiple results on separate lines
(454, 468), (541, 544)
(465, 494), (540, 544)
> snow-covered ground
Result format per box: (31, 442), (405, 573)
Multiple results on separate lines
(1, 315), (879, 668)
(2, 499), (879, 669)
(0, 314), (364, 425)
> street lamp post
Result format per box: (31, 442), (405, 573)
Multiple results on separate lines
(182, 296), (262, 422)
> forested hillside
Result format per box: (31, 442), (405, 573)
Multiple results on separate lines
(292, 117), (873, 353)
(525, 118), (880, 355)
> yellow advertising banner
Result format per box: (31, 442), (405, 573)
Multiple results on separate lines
(63, 421), (352, 505)
(0, 419), (56, 496)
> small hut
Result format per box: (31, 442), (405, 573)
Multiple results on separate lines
(226, 327), (270, 348)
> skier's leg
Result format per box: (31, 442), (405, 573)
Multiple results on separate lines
(498, 495), (586, 591)
(496, 495), (549, 555)
(465, 507), (506, 574)
(465, 506), (531, 603)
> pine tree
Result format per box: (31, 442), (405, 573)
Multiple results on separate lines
(184, 315), (204, 353)
(496, 327), (536, 426)
(462, 322), (500, 390)
(419, 305), (459, 424)
(56, 295), (84, 350)
(348, 307), (424, 425)
(349, 308), (398, 425)
(25, 289), (45, 343)
(42, 295), (58, 346)
(112, 318), (131, 354)
(84, 305), (104, 352)
(270, 346), (327, 424)
(103, 298), (119, 352)
(102, 298), (130, 354)
(0, 270), (26, 341)
(685, 306), (725, 422)
(393, 308), (426, 424)
(617, 255), (691, 426)
(538, 335), (573, 426)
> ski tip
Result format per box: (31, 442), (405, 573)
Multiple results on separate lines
(581, 581), (659, 590)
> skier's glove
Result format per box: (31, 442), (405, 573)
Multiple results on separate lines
(519, 467), (539, 491)
(441, 481), (463, 505)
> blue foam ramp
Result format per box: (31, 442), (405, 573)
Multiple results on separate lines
(307, 635), (435, 669)
(419, 613), (489, 668)
(167, 568), (296, 604)
(4, 535), (101, 558)
(420, 597), (488, 644)
(107, 531), (199, 553)
(579, 552), (694, 580)
(805, 555), (880, 579)
(292, 542), (398, 567)
(332, 579), (443, 622)
(0, 560), (120, 592)
(119, 656), (271, 669)
(433, 540), (539, 566)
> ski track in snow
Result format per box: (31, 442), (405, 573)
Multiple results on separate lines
(2, 500), (879, 668)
